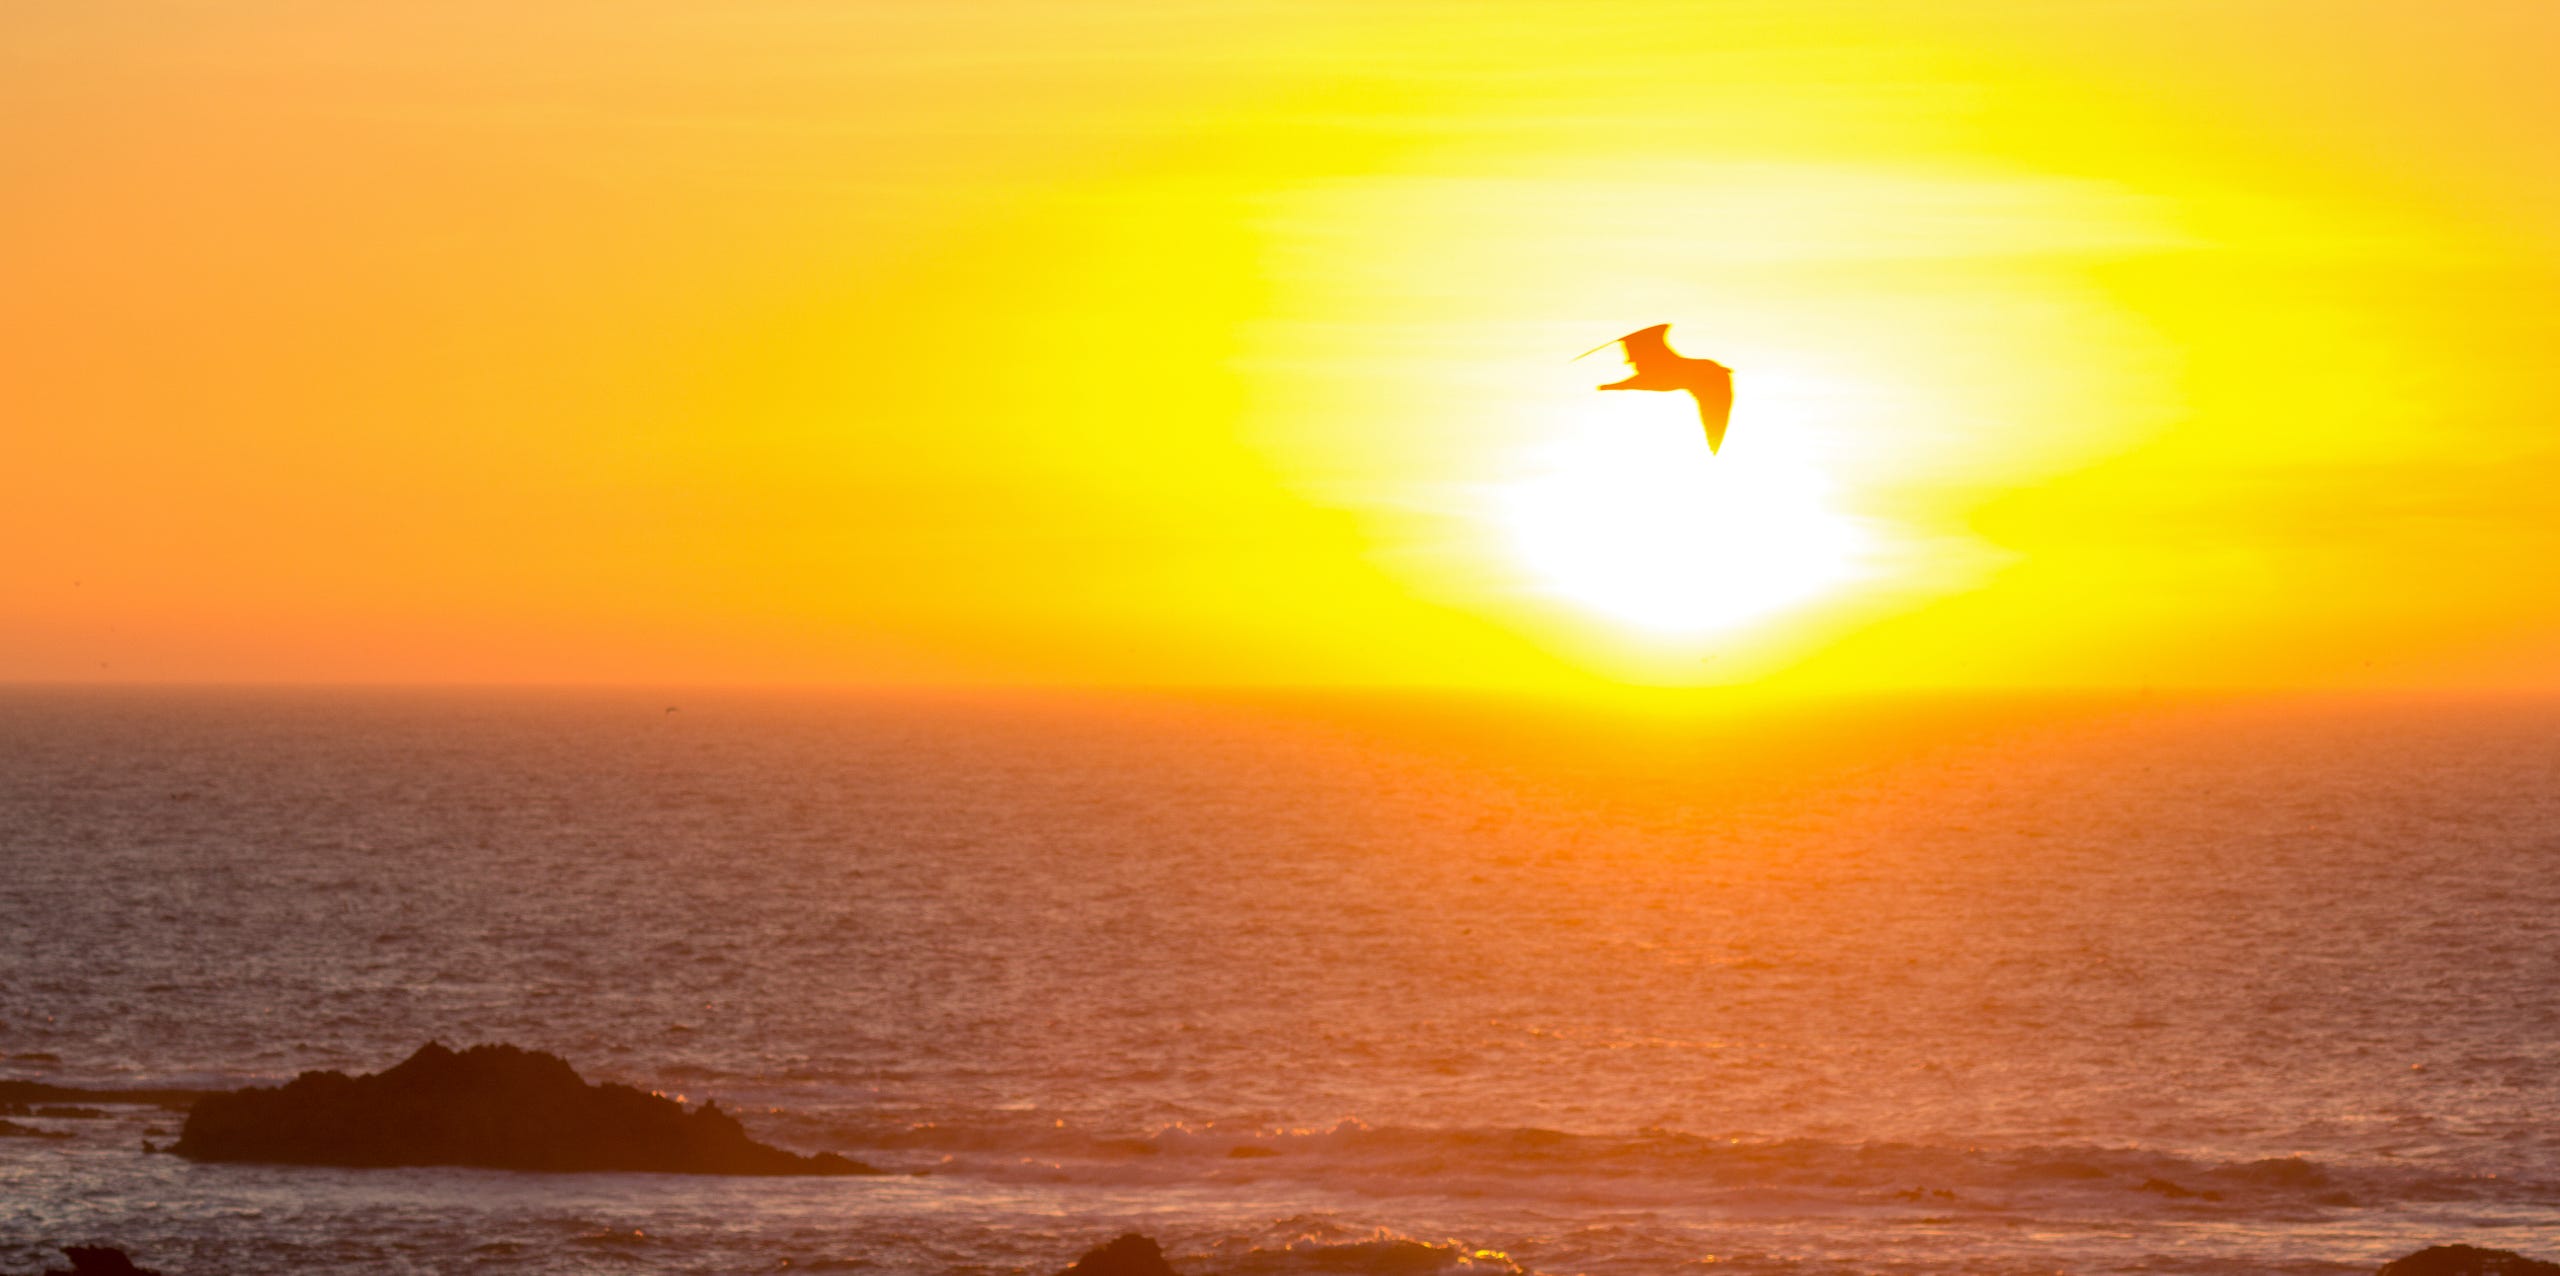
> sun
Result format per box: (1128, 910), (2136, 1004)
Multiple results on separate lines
(1495, 394), (1869, 639)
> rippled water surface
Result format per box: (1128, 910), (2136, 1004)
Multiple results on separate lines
(4, 688), (2558, 1274)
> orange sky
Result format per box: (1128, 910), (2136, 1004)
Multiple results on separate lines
(5, 2), (2556, 689)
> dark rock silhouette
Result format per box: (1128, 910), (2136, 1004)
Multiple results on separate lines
(174, 1042), (876, 1175)
(1059, 1233), (1180, 1276)
(2379, 1246), (2560, 1276)
(41, 1247), (161, 1276)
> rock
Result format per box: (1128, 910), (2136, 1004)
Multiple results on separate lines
(42, 1247), (161, 1276)
(174, 1042), (878, 1175)
(1059, 1233), (1180, 1276)
(2378, 1245), (2560, 1276)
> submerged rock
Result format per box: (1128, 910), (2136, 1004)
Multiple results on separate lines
(174, 1042), (876, 1175)
(1059, 1233), (1180, 1276)
(2379, 1246), (2560, 1276)
(42, 1248), (161, 1276)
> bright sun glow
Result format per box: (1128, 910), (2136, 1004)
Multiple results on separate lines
(13, 3), (2554, 689)
(1496, 396), (1869, 637)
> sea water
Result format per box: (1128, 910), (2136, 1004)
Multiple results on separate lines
(4, 688), (2558, 1275)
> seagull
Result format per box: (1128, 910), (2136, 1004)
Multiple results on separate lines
(1577, 324), (1736, 453)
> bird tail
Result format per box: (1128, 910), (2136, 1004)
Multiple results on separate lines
(1697, 391), (1733, 454)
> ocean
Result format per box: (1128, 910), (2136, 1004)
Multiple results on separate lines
(4, 688), (2558, 1275)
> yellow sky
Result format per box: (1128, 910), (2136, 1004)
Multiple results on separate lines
(5, 1), (2556, 689)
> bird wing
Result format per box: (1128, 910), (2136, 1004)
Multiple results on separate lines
(1618, 324), (1676, 373)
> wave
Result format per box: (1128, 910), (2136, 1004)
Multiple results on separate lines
(1206, 1221), (1524, 1276)
(805, 1113), (2533, 1216)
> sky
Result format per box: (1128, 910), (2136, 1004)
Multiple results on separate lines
(5, 1), (2557, 690)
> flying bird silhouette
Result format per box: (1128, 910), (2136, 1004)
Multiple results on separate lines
(1578, 324), (1735, 453)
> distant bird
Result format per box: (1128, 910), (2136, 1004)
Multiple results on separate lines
(1578, 324), (1736, 453)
